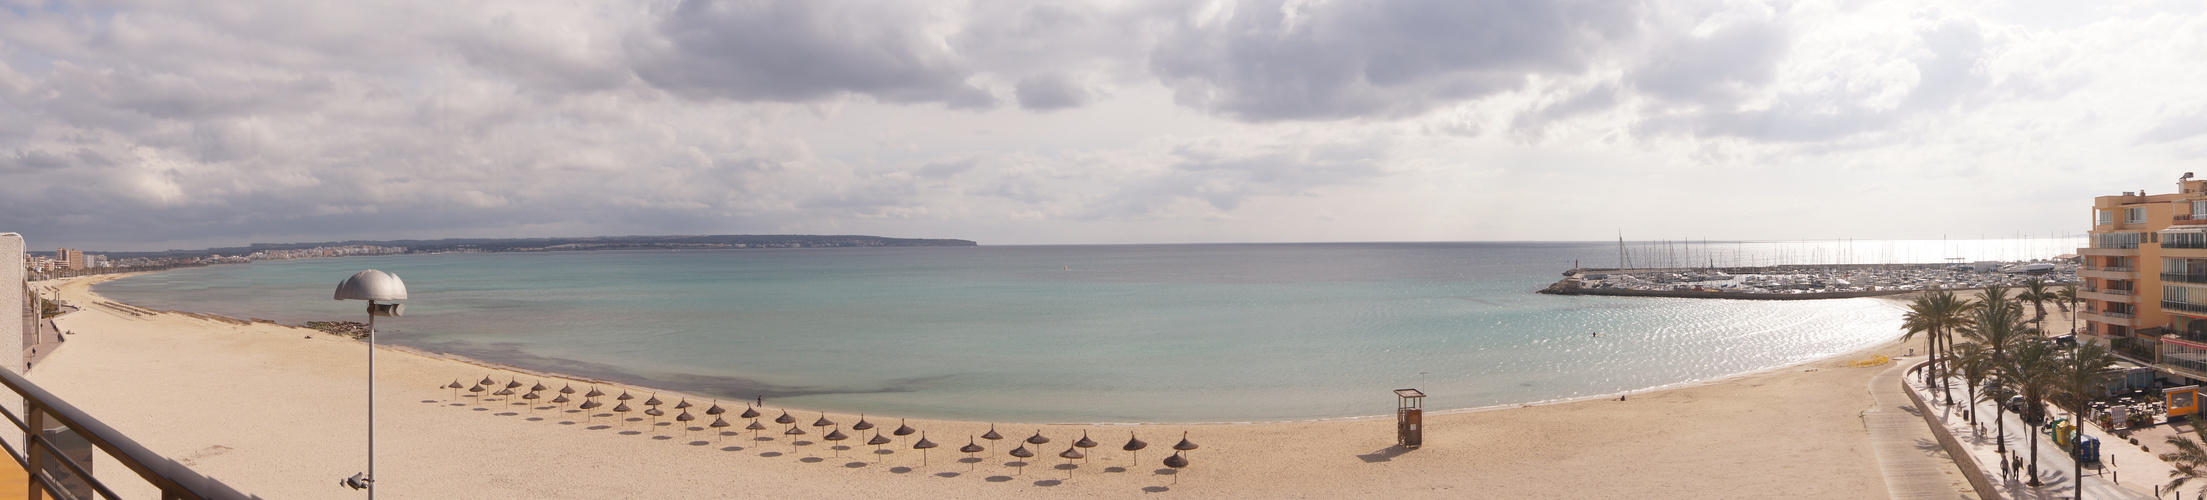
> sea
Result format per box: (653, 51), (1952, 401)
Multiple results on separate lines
(93, 238), (2083, 423)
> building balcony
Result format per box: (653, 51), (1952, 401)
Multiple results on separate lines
(2081, 247), (2140, 257)
(2082, 289), (2138, 303)
(2080, 267), (2138, 280)
(2083, 310), (2140, 327)
(2167, 301), (2207, 316)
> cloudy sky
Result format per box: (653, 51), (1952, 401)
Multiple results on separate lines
(2, 0), (2203, 251)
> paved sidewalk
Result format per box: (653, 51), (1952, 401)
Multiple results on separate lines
(1866, 359), (1981, 499)
(1903, 360), (2158, 500)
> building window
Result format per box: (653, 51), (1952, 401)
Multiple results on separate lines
(2173, 232), (2207, 249)
(2101, 210), (2116, 225)
(2195, 200), (2207, 220)
(2128, 207), (2148, 224)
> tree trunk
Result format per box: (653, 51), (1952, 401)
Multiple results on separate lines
(1995, 401), (2007, 453)
(2027, 411), (2042, 486)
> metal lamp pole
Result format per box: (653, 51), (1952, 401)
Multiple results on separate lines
(336, 270), (404, 497)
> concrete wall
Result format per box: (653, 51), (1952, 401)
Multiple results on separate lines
(1, 232), (21, 375)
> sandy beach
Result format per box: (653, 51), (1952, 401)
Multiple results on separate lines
(30, 273), (1943, 499)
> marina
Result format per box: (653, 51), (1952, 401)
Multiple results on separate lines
(1541, 260), (2081, 299)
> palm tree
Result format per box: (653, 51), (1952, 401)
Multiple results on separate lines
(2058, 283), (2079, 335)
(1950, 341), (1992, 424)
(2000, 337), (2061, 486)
(1962, 285), (2031, 454)
(1903, 290), (1975, 404)
(2051, 340), (2117, 493)
(2164, 415), (2207, 499)
(2017, 278), (2054, 334)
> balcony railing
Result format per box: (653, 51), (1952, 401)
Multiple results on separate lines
(0, 366), (248, 499)
(2165, 301), (2207, 315)
(2168, 273), (2207, 284)
(2171, 241), (2207, 250)
(2087, 266), (2137, 272)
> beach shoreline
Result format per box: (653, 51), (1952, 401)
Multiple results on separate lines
(31, 271), (1946, 498)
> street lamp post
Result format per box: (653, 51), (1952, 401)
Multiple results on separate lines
(334, 270), (406, 498)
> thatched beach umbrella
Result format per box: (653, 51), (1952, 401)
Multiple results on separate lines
(644, 393), (664, 407)
(674, 399), (693, 411)
(644, 407), (666, 426)
(824, 428), (849, 457)
(1059, 445), (1085, 479)
(1025, 431), (1050, 453)
(492, 388), (515, 403)
(530, 381), (548, 393)
(710, 416), (732, 442)
(981, 425), (1004, 457)
(852, 415), (874, 432)
(578, 399), (603, 422)
(1164, 451), (1188, 484)
(1073, 431), (1097, 463)
(811, 413), (836, 435)
(774, 411), (796, 426)
(1173, 431), (1198, 460)
(479, 375), (496, 387)
(746, 419), (767, 441)
(705, 401), (725, 416)
(675, 410), (696, 434)
(867, 432), (892, 460)
(585, 386), (606, 398)
(520, 391), (541, 412)
(1122, 432), (1149, 468)
(893, 419), (917, 447)
(784, 425), (808, 453)
(960, 437), (985, 471)
(1008, 444), (1035, 475)
(911, 432), (938, 466)
(613, 401), (633, 426)
(504, 379), (524, 392)
(467, 383), (487, 402)
(739, 405), (761, 419)
(446, 380), (463, 400)
(551, 394), (570, 407)
(559, 383), (577, 396)
(616, 391), (635, 402)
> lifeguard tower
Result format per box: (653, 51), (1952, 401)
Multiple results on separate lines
(1395, 388), (1425, 448)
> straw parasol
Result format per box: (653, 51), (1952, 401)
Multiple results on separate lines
(739, 405), (761, 419)
(1059, 445), (1085, 479)
(959, 437), (984, 471)
(1008, 444), (1035, 475)
(445, 380), (463, 400)
(467, 383), (487, 402)
(674, 399), (693, 411)
(578, 399), (603, 422)
(644, 393), (664, 407)
(893, 419), (916, 447)
(645, 406), (665, 425)
(616, 391), (635, 402)
(504, 379), (523, 394)
(1025, 431), (1051, 453)
(746, 419), (767, 441)
(1122, 432), (1149, 468)
(705, 400), (726, 416)
(1164, 451), (1188, 484)
(784, 425), (807, 454)
(585, 386), (605, 398)
(492, 387), (515, 403)
(520, 392), (541, 412)
(866, 432), (892, 462)
(823, 427), (849, 457)
(810, 413), (836, 441)
(613, 401), (633, 426)
(551, 394), (570, 407)
(1073, 431), (1097, 463)
(529, 381), (548, 393)
(558, 384), (577, 397)
(675, 410), (696, 434)
(852, 415), (874, 432)
(1173, 431), (1199, 458)
(774, 411), (796, 425)
(479, 375), (496, 387)
(911, 432), (938, 466)
(981, 425), (1004, 458)
(709, 416), (732, 442)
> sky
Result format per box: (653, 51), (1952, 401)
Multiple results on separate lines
(2, 0), (2204, 251)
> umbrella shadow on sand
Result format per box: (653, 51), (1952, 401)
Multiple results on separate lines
(1356, 445), (1412, 463)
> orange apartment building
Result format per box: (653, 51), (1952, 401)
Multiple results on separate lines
(2083, 174), (2207, 379)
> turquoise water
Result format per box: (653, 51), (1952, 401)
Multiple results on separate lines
(94, 242), (1947, 423)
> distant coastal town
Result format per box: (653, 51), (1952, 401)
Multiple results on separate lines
(21, 234), (977, 280)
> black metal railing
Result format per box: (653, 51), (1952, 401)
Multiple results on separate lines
(2165, 301), (2207, 315)
(2166, 273), (2207, 284)
(2113, 336), (2157, 362)
(0, 367), (252, 500)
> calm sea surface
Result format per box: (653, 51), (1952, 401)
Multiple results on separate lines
(93, 240), (2079, 423)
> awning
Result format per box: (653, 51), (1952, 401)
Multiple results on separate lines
(2162, 227), (2207, 234)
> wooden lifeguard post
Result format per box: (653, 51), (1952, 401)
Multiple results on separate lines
(1395, 388), (1425, 448)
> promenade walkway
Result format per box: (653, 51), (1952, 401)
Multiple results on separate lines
(1903, 361), (2159, 500)
(1866, 359), (1979, 499)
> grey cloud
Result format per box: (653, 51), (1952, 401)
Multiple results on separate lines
(1081, 138), (1389, 219)
(1014, 73), (1092, 111)
(1629, 21), (1788, 107)
(627, 0), (995, 108)
(1150, 0), (1640, 122)
(2138, 110), (2207, 145)
(1511, 84), (1619, 137)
